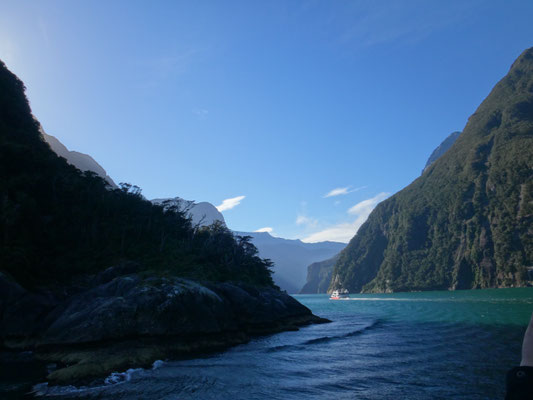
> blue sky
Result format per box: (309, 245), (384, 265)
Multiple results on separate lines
(2, 0), (533, 242)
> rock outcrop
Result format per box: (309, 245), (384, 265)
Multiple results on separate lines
(0, 266), (327, 384)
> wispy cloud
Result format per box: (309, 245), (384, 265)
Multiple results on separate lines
(303, 192), (389, 243)
(255, 227), (273, 233)
(332, 1), (481, 50)
(324, 185), (366, 198)
(301, 222), (356, 243)
(193, 108), (209, 119)
(216, 195), (245, 212)
(348, 192), (388, 215)
(296, 214), (318, 228)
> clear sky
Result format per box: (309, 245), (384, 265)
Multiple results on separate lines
(2, 0), (533, 242)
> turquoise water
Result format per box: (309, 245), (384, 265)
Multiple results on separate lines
(299, 288), (533, 326)
(24, 288), (533, 399)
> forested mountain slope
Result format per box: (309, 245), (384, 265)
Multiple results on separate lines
(330, 48), (533, 293)
(422, 131), (461, 173)
(0, 59), (273, 289)
(41, 130), (117, 188)
(300, 255), (338, 294)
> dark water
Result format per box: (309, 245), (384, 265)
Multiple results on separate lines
(12, 288), (533, 399)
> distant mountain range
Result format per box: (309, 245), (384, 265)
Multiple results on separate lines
(330, 48), (533, 293)
(234, 231), (345, 293)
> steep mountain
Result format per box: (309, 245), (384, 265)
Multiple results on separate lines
(0, 59), (325, 383)
(300, 255), (339, 294)
(152, 197), (226, 227)
(234, 231), (345, 293)
(422, 131), (461, 173)
(40, 129), (117, 188)
(330, 48), (533, 293)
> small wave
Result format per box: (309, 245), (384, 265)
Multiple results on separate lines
(304, 336), (335, 345)
(344, 320), (381, 336)
(266, 344), (294, 352)
(267, 320), (381, 352)
(303, 320), (380, 345)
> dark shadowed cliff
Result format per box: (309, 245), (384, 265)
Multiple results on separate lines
(330, 48), (533, 293)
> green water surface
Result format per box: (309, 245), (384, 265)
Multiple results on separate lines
(295, 287), (533, 326)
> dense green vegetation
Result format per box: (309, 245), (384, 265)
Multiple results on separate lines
(0, 60), (274, 289)
(331, 48), (533, 293)
(299, 256), (337, 294)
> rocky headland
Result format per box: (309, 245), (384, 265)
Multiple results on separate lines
(0, 264), (327, 385)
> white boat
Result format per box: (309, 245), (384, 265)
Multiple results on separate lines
(330, 289), (349, 300)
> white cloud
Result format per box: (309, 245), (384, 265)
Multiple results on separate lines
(296, 214), (318, 227)
(255, 227), (273, 233)
(324, 185), (366, 198)
(216, 195), (245, 212)
(302, 192), (389, 243)
(348, 192), (389, 215)
(302, 222), (357, 243)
